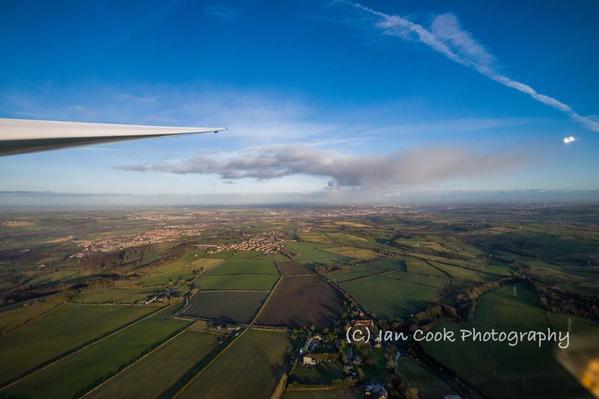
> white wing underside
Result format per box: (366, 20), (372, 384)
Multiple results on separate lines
(0, 118), (225, 156)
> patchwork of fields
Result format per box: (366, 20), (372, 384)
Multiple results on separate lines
(2, 305), (189, 398)
(422, 284), (598, 399)
(0, 304), (158, 386)
(85, 328), (221, 399)
(2, 206), (599, 398)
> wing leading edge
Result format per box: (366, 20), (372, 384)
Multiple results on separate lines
(0, 118), (226, 156)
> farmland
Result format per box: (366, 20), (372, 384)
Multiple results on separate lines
(324, 246), (378, 260)
(74, 287), (155, 304)
(0, 304), (157, 386)
(2, 305), (189, 398)
(256, 276), (345, 328)
(207, 259), (278, 275)
(177, 329), (289, 399)
(421, 284), (594, 399)
(85, 328), (221, 399)
(0, 300), (61, 335)
(338, 270), (447, 319)
(1, 205), (599, 398)
(277, 260), (310, 275)
(183, 291), (268, 323)
(198, 274), (278, 291)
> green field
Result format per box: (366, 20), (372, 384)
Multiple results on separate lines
(141, 269), (195, 287)
(3, 305), (189, 398)
(396, 358), (457, 399)
(326, 258), (404, 282)
(422, 284), (593, 398)
(289, 361), (344, 386)
(178, 329), (289, 399)
(0, 301), (61, 335)
(340, 272), (444, 319)
(198, 274), (278, 291)
(286, 241), (344, 265)
(208, 259), (278, 275)
(0, 304), (157, 386)
(298, 232), (332, 243)
(86, 329), (220, 399)
(324, 246), (378, 260)
(140, 255), (223, 287)
(74, 287), (155, 303)
(184, 291), (268, 323)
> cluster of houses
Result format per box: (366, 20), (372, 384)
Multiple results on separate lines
(198, 231), (286, 254)
(139, 288), (180, 305)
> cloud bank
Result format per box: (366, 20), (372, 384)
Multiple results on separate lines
(118, 145), (526, 189)
(348, 2), (599, 133)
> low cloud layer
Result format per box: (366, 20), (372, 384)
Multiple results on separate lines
(347, 2), (599, 133)
(117, 145), (527, 189)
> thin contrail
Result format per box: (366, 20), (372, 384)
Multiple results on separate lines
(346, 1), (599, 133)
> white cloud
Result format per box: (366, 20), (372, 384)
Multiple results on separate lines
(118, 144), (528, 190)
(346, 2), (599, 133)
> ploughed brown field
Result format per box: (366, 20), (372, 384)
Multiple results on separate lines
(275, 260), (309, 275)
(256, 275), (345, 328)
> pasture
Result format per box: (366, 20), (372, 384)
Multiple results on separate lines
(86, 329), (220, 399)
(340, 273), (443, 319)
(289, 361), (344, 386)
(177, 329), (289, 399)
(324, 246), (378, 260)
(286, 241), (344, 265)
(396, 358), (456, 399)
(74, 287), (154, 304)
(326, 258), (405, 282)
(0, 304), (157, 386)
(0, 301), (61, 335)
(2, 305), (189, 398)
(207, 259), (278, 275)
(256, 276), (345, 328)
(184, 291), (268, 323)
(198, 274), (278, 291)
(422, 284), (592, 399)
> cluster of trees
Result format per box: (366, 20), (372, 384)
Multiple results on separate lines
(535, 283), (599, 320)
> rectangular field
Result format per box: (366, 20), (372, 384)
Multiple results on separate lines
(3, 305), (190, 399)
(208, 259), (278, 275)
(86, 329), (220, 399)
(184, 291), (268, 323)
(256, 276), (345, 328)
(276, 260), (309, 275)
(74, 287), (154, 303)
(177, 329), (289, 399)
(0, 304), (157, 386)
(323, 246), (378, 260)
(340, 273), (443, 319)
(198, 274), (278, 291)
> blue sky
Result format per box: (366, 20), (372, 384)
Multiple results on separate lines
(1, 0), (598, 204)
